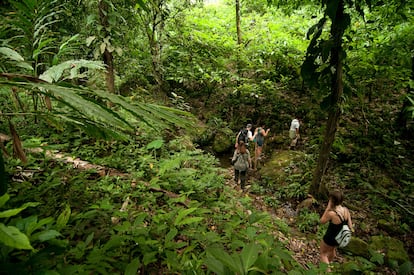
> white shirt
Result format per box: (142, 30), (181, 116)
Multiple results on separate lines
(247, 130), (253, 140)
(290, 119), (300, 131)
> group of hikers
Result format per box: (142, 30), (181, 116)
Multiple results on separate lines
(230, 119), (354, 271)
(231, 118), (301, 190)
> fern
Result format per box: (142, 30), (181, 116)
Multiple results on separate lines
(0, 77), (196, 139)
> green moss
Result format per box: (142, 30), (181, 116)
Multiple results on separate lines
(260, 150), (306, 185)
(369, 236), (409, 266)
(212, 131), (233, 153)
(342, 237), (370, 259)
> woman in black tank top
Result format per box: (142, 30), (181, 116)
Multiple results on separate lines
(319, 190), (354, 271)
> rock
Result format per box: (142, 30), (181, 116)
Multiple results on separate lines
(212, 131), (233, 153)
(369, 235), (409, 266)
(341, 237), (370, 259)
(378, 219), (405, 235)
(260, 150), (307, 186)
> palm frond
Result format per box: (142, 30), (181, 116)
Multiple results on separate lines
(0, 47), (33, 72)
(39, 60), (105, 83)
(0, 77), (197, 139)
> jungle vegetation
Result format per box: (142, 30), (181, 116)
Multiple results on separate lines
(0, 0), (413, 274)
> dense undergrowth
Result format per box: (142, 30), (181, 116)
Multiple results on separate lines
(2, 128), (317, 274)
(1, 112), (413, 274)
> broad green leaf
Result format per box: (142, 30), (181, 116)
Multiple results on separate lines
(86, 36), (96, 47)
(0, 202), (40, 218)
(0, 193), (10, 208)
(174, 207), (198, 226)
(207, 247), (241, 273)
(100, 42), (106, 54)
(204, 254), (226, 274)
(146, 139), (164, 150)
(85, 232), (95, 247)
(36, 229), (61, 242)
(39, 60), (105, 83)
(0, 47), (25, 61)
(143, 251), (157, 265)
(125, 257), (141, 275)
(27, 217), (54, 236)
(103, 235), (125, 250)
(240, 243), (260, 271)
(175, 217), (204, 226)
(0, 47), (33, 71)
(165, 228), (178, 243)
(56, 204), (71, 230)
(0, 223), (33, 250)
(399, 261), (413, 275)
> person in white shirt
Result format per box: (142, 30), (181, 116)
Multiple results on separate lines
(289, 117), (300, 149)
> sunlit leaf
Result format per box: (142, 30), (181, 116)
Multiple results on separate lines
(0, 223), (33, 250)
(0, 193), (10, 208)
(0, 202), (40, 218)
(56, 204), (71, 230)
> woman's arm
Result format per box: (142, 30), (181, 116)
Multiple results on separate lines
(252, 129), (258, 141)
(320, 200), (333, 224)
(263, 128), (270, 136)
(231, 149), (238, 162)
(235, 132), (240, 147)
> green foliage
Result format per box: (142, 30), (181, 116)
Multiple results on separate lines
(406, 92), (414, 119)
(0, 0), (413, 274)
(0, 194), (37, 250)
(296, 209), (320, 233)
(205, 243), (261, 274)
(2, 0), (67, 75)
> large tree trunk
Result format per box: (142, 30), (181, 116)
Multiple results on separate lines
(310, 1), (345, 198)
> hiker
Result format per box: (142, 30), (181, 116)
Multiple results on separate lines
(235, 124), (253, 148)
(252, 125), (270, 169)
(320, 190), (353, 271)
(289, 117), (300, 149)
(231, 141), (251, 190)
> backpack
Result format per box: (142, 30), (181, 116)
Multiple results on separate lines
(233, 152), (250, 171)
(238, 129), (249, 144)
(334, 210), (352, 248)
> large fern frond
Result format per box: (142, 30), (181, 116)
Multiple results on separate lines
(0, 76), (196, 139)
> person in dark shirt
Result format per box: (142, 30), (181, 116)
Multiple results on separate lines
(320, 190), (353, 270)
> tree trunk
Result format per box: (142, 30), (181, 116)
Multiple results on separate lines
(103, 49), (115, 94)
(235, 0), (242, 45)
(140, 0), (165, 91)
(99, 0), (116, 93)
(310, 1), (345, 198)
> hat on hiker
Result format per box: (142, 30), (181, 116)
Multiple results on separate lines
(246, 124), (252, 129)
